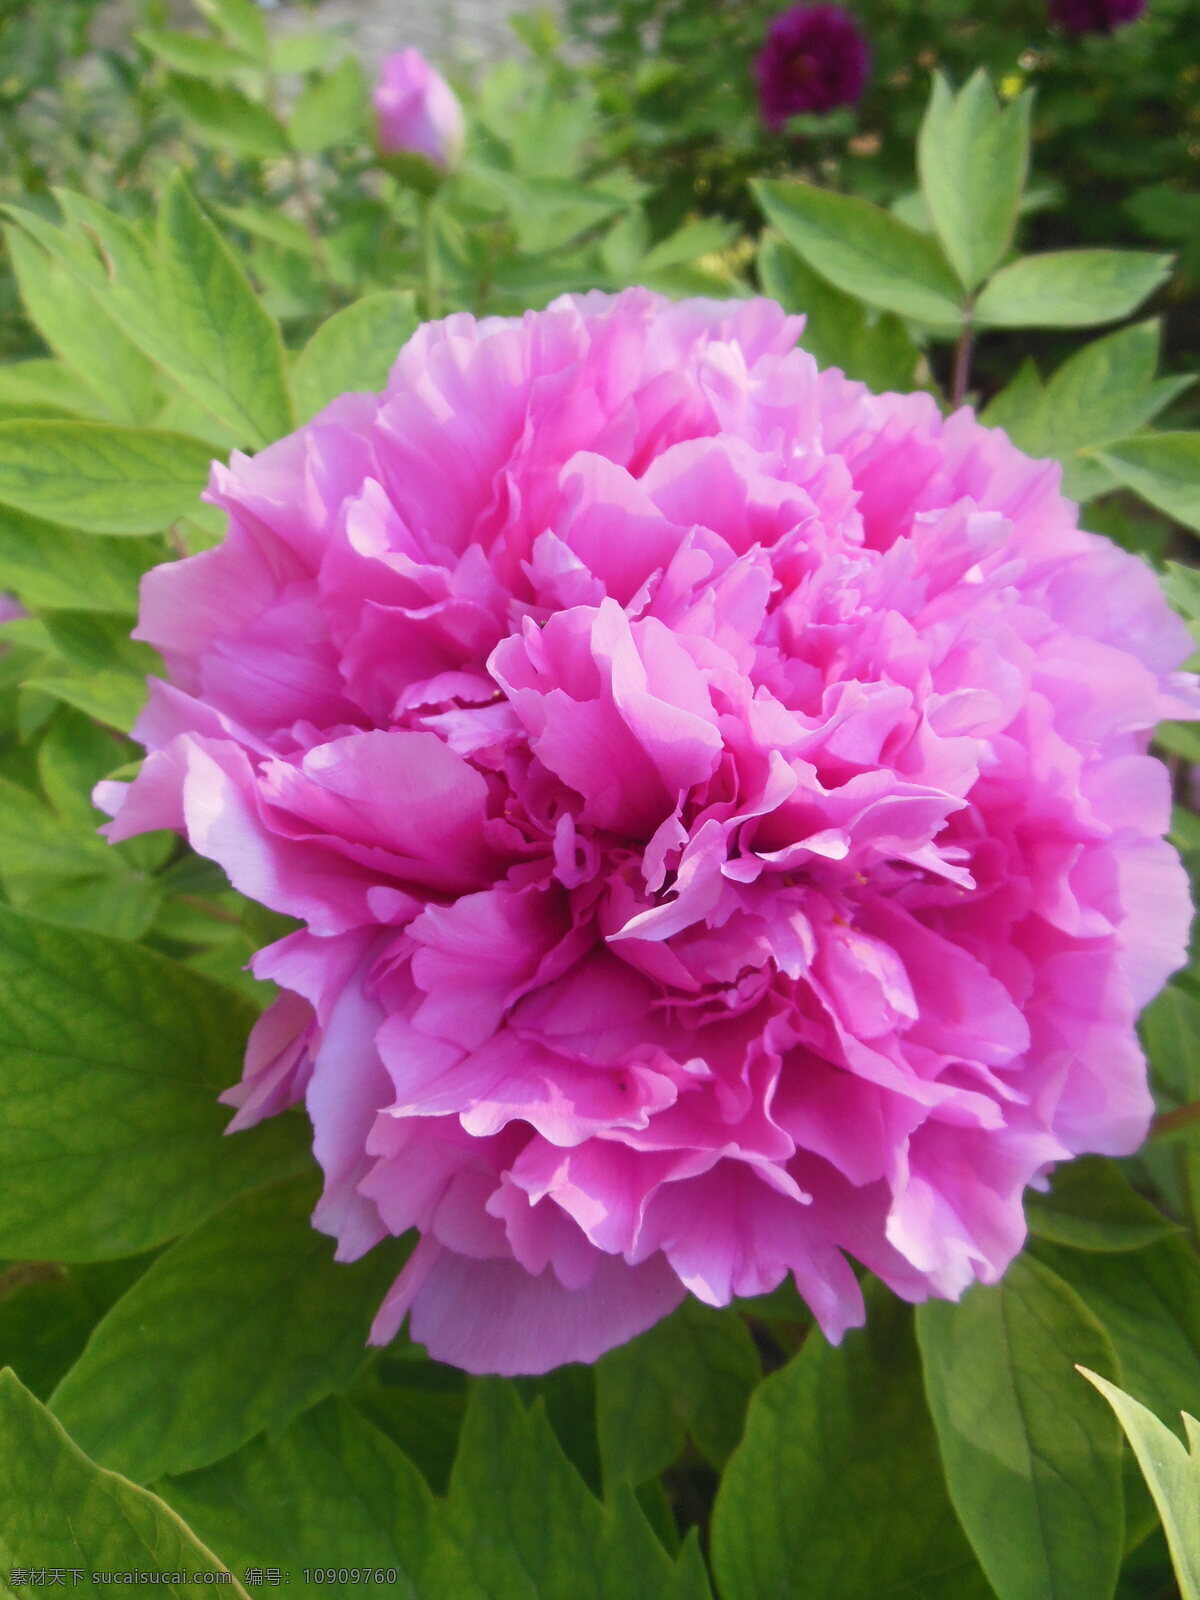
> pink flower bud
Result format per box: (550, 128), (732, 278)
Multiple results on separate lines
(373, 48), (465, 171)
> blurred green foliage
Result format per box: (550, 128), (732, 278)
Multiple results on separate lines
(0, 4), (1199, 1596)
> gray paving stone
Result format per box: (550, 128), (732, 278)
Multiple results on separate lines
(268, 0), (563, 73)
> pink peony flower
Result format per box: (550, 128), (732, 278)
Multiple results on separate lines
(372, 48), (465, 171)
(1048, 0), (1146, 33)
(99, 290), (1197, 1375)
(755, 4), (871, 131)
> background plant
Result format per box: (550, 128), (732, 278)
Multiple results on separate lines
(0, 4), (1199, 1597)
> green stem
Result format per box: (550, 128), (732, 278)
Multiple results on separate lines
(291, 152), (336, 292)
(1153, 1098), (1200, 1140)
(951, 311), (975, 409)
(419, 193), (441, 321)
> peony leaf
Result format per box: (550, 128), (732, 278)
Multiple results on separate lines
(1031, 1237), (1200, 1435)
(0, 1369), (246, 1596)
(166, 74), (291, 161)
(596, 1299), (760, 1484)
(49, 1175), (407, 1484)
(0, 1268), (99, 1403)
(352, 1364), (469, 1495)
(270, 31), (339, 75)
(0, 422), (214, 535)
(153, 173), (295, 446)
(0, 766), (160, 937)
(1024, 1156), (1180, 1252)
(0, 905), (310, 1261)
(423, 1378), (713, 1599)
(1039, 321), (1192, 500)
(288, 56), (369, 154)
(916, 1255), (1123, 1600)
(2, 228), (161, 427)
(26, 673), (149, 736)
(23, 180), (294, 451)
(979, 356), (1046, 445)
(973, 249), (1172, 329)
(1079, 1369), (1200, 1600)
(291, 291), (419, 422)
(1097, 433), (1200, 534)
(191, 0), (269, 62)
(980, 325), (1193, 504)
(757, 235), (920, 392)
(159, 1397), (436, 1593)
(752, 178), (965, 328)
(918, 70), (1032, 294)
(0, 505), (149, 621)
(135, 28), (258, 80)
(0, 357), (112, 423)
(711, 1288), (991, 1600)
(218, 202), (317, 257)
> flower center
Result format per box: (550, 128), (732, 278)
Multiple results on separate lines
(786, 49), (818, 85)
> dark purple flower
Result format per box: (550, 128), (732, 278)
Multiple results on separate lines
(755, 4), (871, 131)
(1049, 0), (1146, 34)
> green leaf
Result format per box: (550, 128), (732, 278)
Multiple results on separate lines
(270, 31), (340, 75)
(974, 249), (1173, 329)
(917, 1255), (1124, 1600)
(1025, 1157), (1180, 1252)
(0, 507), (153, 613)
(291, 291), (419, 421)
(0, 1370), (246, 1597)
(288, 56), (368, 153)
(0, 773), (115, 882)
(27, 182), (294, 452)
(980, 327), (1193, 503)
(0, 1265), (98, 1401)
(596, 1299), (760, 1484)
(160, 1398), (435, 1594)
(980, 356), (1046, 443)
(1142, 973), (1200, 1127)
(1162, 561), (1200, 628)
(0, 358), (109, 421)
(757, 234), (920, 392)
(50, 1175), (405, 1484)
(26, 610), (157, 734)
(753, 178), (965, 328)
(136, 28), (258, 78)
(424, 1379), (712, 1600)
(191, 0), (269, 63)
(642, 216), (741, 273)
(0, 756), (160, 935)
(711, 1287), (990, 1600)
(917, 70), (1032, 293)
(153, 390), (243, 452)
(465, 166), (630, 256)
(0, 905), (309, 1261)
(1031, 1238), (1200, 1432)
(352, 1367), (467, 1495)
(6, 870), (160, 941)
(166, 74), (291, 161)
(1097, 434), (1200, 534)
(4, 228), (160, 426)
(41, 610), (158, 680)
(35, 709), (142, 837)
(1080, 1370), (1200, 1600)
(1042, 322), (1192, 499)
(0, 421), (213, 534)
(24, 673), (148, 735)
(219, 202), (316, 256)
(152, 174), (294, 447)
